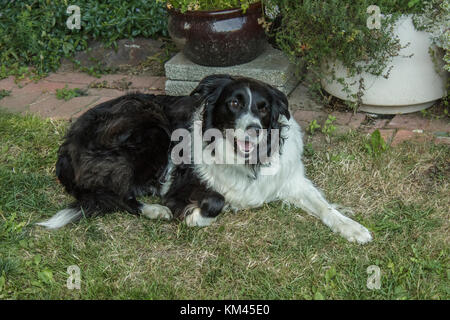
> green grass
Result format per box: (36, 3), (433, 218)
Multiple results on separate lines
(55, 85), (87, 101)
(0, 110), (448, 299)
(0, 90), (11, 100)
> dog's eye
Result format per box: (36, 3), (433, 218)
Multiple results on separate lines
(257, 103), (269, 113)
(228, 99), (240, 109)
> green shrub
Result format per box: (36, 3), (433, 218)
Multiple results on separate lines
(376, 0), (426, 12)
(413, 0), (450, 72)
(165, 0), (259, 12)
(270, 0), (441, 109)
(272, 1), (402, 102)
(0, 0), (168, 78)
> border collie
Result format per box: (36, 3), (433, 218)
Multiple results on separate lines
(37, 74), (372, 244)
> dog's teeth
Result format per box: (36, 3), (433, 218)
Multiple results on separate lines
(237, 140), (255, 153)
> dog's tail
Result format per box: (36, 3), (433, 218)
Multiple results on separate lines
(36, 189), (142, 229)
(36, 204), (84, 229)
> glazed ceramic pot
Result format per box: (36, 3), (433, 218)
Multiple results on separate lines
(167, 2), (267, 67)
(321, 15), (448, 114)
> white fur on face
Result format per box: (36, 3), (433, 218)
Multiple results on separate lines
(234, 87), (262, 135)
(245, 86), (252, 110)
(232, 87), (264, 160)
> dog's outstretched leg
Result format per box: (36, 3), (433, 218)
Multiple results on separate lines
(282, 177), (373, 244)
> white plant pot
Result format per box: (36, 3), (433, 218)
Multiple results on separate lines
(321, 15), (448, 114)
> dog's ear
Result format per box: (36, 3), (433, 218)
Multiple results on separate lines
(269, 86), (290, 123)
(191, 74), (234, 104)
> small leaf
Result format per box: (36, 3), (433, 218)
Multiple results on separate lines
(38, 269), (53, 284)
(33, 255), (41, 266)
(325, 266), (337, 282)
(0, 275), (5, 292)
(314, 291), (325, 300)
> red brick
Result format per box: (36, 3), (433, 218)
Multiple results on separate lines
(148, 77), (166, 91)
(334, 125), (352, 135)
(71, 96), (110, 119)
(87, 88), (124, 98)
(50, 96), (100, 120)
(434, 136), (450, 145)
(89, 75), (159, 90)
(330, 111), (352, 125)
(348, 113), (366, 129)
(391, 129), (431, 146)
(296, 120), (309, 132)
(0, 91), (42, 113)
(293, 110), (327, 125)
(141, 88), (165, 95)
(428, 119), (450, 133)
(387, 114), (429, 131)
(364, 128), (395, 142)
(17, 81), (80, 94)
(0, 76), (18, 91)
(94, 74), (131, 84)
(362, 120), (390, 134)
(379, 129), (395, 143)
(27, 94), (65, 118)
(45, 72), (98, 85)
(130, 75), (160, 89)
(371, 119), (389, 129)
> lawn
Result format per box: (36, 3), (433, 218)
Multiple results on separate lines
(0, 110), (448, 299)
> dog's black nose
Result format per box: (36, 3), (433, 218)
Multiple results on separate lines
(246, 124), (262, 137)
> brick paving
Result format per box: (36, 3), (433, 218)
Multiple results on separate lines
(294, 109), (449, 146)
(0, 73), (166, 122)
(0, 72), (449, 146)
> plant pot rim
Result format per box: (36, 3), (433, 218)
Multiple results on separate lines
(167, 1), (262, 17)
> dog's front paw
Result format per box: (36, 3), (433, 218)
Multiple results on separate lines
(184, 207), (216, 227)
(334, 217), (373, 244)
(141, 204), (173, 220)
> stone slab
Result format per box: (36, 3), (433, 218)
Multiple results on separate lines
(288, 83), (323, 111)
(165, 76), (298, 96)
(165, 46), (296, 87)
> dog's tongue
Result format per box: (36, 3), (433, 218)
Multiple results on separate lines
(237, 140), (254, 152)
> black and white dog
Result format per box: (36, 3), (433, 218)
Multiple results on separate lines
(37, 75), (372, 244)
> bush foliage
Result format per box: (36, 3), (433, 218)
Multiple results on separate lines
(270, 0), (447, 109)
(165, 0), (259, 12)
(0, 0), (168, 78)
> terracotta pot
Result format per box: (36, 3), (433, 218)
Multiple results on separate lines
(167, 2), (267, 67)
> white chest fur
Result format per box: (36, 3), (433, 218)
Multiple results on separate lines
(194, 117), (305, 209)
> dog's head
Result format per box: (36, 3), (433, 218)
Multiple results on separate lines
(191, 74), (290, 164)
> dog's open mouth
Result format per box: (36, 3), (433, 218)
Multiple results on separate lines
(235, 138), (255, 157)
